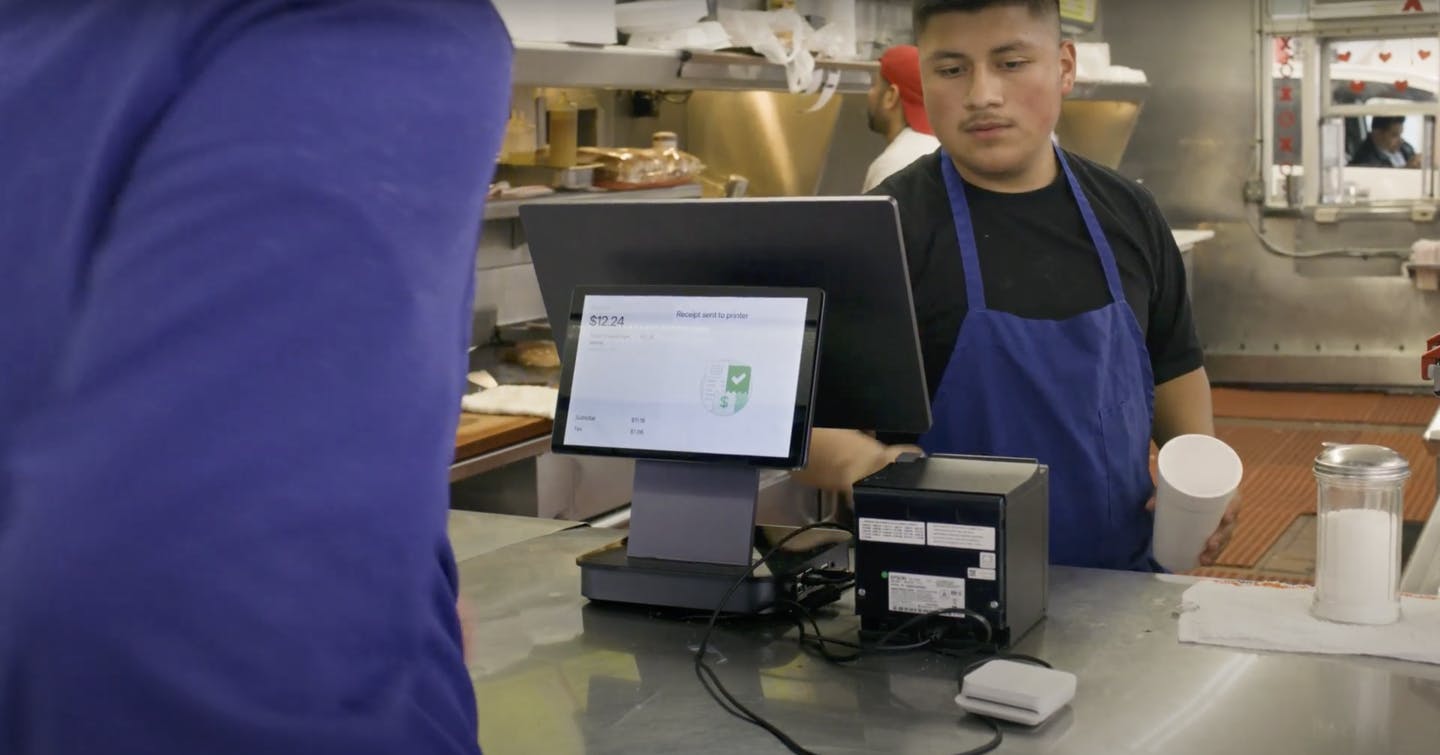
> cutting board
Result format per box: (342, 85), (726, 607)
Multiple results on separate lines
(455, 413), (552, 461)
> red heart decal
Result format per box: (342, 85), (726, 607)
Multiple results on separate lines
(1350, 80), (1367, 93)
(1422, 50), (1433, 60)
(1380, 52), (1393, 62)
(1397, 80), (1411, 92)
(1274, 38), (1291, 65)
(1337, 51), (1353, 62)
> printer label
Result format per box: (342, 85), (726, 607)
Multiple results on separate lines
(927, 523), (997, 552)
(887, 571), (966, 615)
(858, 518), (926, 546)
(967, 568), (997, 581)
(980, 552), (997, 569)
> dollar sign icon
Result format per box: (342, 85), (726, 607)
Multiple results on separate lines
(702, 362), (750, 416)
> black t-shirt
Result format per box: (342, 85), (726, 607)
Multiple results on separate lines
(870, 149), (1203, 410)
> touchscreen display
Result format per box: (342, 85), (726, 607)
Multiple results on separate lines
(561, 294), (810, 460)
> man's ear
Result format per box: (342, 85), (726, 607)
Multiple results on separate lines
(1059, 39), (1077, 95)
(883, 82), (901, 111)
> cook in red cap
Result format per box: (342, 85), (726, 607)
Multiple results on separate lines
(863, 45), (942, 191)
(876, 44), (934, 135)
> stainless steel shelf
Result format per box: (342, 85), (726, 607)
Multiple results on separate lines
(1068, 79), (1150, 103)
(511, 41), (874, 94)
(484, 183), (704, 222)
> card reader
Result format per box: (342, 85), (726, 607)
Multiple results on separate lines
(956, 659), (1076, 727)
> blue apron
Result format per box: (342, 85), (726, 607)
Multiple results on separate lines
(919, 147), (1158, 571)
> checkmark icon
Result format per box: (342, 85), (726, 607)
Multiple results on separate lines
(704, 363), (752, 416)
(726, 365), (751, 392)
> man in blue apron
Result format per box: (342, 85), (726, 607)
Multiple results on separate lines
(0, 2), (511, 753)
(802, 0), (1236, 571)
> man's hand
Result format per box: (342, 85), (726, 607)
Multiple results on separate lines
(1198, 495), (1241, 566)
(790, 428), (922, 493)
(1409, 153), (1424, 169)
(1152, 367), (1234, 569)
(1145, 492), (1241, 568)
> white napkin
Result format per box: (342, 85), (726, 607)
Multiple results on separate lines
(1178, 580), (1440, 665)
(460, 385), (558, 420)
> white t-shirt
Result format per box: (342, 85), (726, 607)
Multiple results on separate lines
(862, 127), (942, 192)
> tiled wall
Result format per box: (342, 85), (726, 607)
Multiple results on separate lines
(475, 219), (545, 332)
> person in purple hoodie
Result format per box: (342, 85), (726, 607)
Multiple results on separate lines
(0, 2), (512, 753)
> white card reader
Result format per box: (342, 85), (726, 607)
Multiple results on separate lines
(955, 660), (1077, 727)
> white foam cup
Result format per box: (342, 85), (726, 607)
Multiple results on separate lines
(1153, 434), (1243, 573)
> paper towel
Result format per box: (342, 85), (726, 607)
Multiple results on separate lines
(1178, 580), (1440, 665)
(461, 385), (558, 420)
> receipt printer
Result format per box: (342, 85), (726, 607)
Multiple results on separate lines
(853, 455), (1048, 648)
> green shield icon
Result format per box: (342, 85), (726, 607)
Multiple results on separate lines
(703, 362), (752, 416)
(725, 364), (751, 413)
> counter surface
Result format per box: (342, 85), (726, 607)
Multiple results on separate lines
(456, 525), (1440, 755)
(447, 511), (575, 564)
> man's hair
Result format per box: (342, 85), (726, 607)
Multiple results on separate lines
(1371, 115), (1405, 132)
(913, 0), (1062, 37)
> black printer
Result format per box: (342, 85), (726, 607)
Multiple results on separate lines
(853, 454), (1049, 648)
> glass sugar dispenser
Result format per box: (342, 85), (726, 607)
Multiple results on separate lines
(1311, 444), (1409, 625)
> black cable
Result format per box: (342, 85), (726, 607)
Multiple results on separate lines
(776, 598), (934, 659)
(872, 607), (994, 651)
(773, 599), (862, 663)
(696, 659), (766, 725)
(954, 717), (1004, 755)
(693, 525), (943, 751)
(693, 521), (852, 755)
(692, 523), (1048, 755)
(796, 569), (854, 586)
(773, 599), (866, 665)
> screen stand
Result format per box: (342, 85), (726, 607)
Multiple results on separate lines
(577, 460), (847, 614)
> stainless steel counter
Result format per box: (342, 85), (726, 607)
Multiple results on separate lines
(457, 527), (1440, 755)
(447, 511), (576, 564)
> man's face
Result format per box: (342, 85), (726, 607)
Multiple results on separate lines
(1376, 123), (1405, 153)
(917, 5), (1074, 186)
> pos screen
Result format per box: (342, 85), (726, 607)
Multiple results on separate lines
(552, 286), (823, 468)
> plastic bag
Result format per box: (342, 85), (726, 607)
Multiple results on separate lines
(718, 8), (829, 94)
(798, 0), (858, 60)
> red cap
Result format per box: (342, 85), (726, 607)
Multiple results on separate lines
(879, 45), (934, 136)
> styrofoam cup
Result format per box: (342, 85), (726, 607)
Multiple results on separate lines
(1153, 434), (1243, 573)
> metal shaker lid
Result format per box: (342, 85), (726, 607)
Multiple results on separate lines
(1313, 444), (1411, 482)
